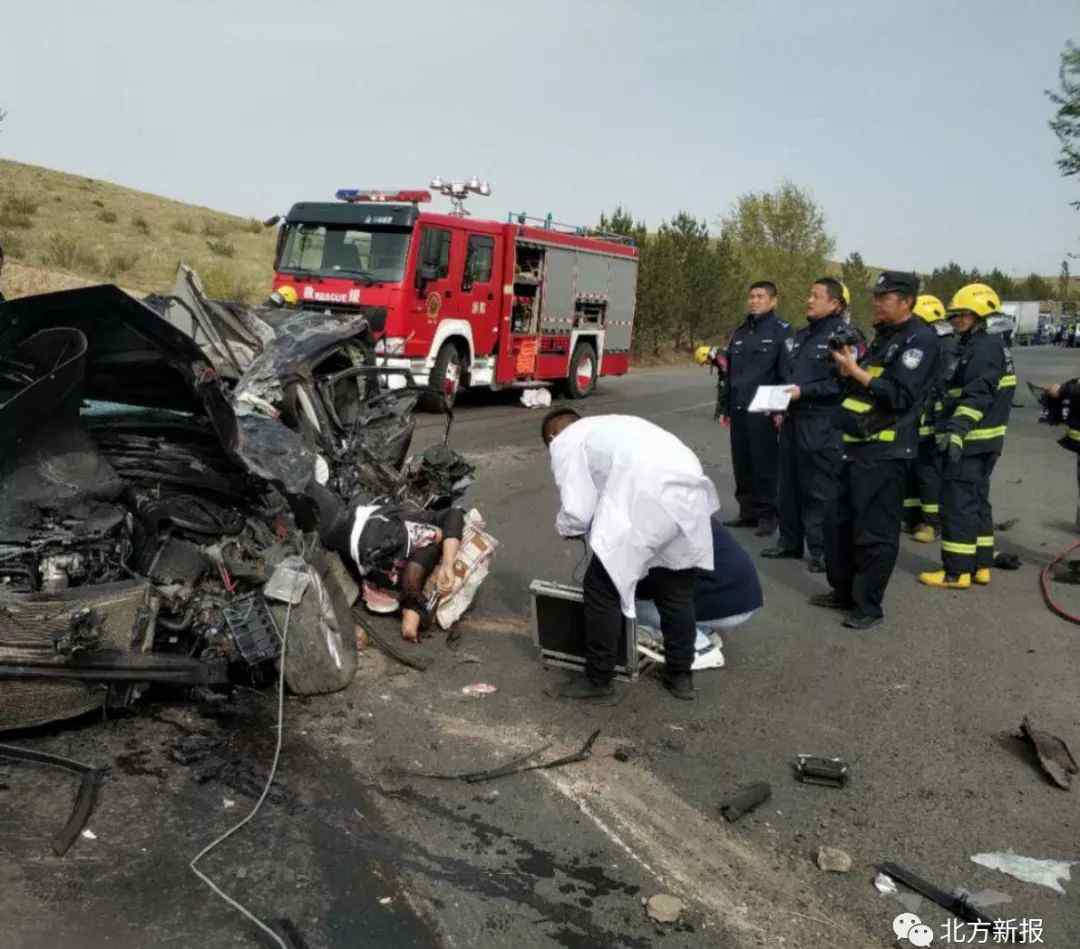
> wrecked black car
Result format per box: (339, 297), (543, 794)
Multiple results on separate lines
(0, 272), (472, 732)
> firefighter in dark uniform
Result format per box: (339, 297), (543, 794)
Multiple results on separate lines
(811, 271), (940, 629)
(761, 277), (848, 572)
(919, 284), (1014, 589)
(0, 242), (7, 304)
(720, 281), (791, 537)
(904, 295), (960, 542)
(1041, 378), (1080, 529)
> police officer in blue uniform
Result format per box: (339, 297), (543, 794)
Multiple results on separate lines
(812, 272), (940, 629)
(720, 281), (791, 536)
(762, 277), (847, 572)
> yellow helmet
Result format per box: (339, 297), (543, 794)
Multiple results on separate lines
(913, 294), (946, 323)
(948, 283), (1000, 318)
(694, 344), (712, 366)
(840, 281), (851, 307)
(277, 285), (299, 305)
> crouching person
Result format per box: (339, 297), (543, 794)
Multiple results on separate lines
(294, 483), (463, 642)
(637, 515), (763, 654)
(542, 408), (720, 701)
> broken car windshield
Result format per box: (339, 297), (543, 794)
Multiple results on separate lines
(278, 224), (412, 282)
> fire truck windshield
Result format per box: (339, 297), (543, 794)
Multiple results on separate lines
(278, 223), (412, 282)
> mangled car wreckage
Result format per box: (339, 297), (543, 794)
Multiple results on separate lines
(0, 269), (473, 732)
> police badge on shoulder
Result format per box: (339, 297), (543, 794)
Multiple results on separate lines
(902, 348), (924, 370)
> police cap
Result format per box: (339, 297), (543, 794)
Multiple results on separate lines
(872, 271), (919, 296)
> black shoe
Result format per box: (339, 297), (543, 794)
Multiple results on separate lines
(723, 517), (758, 528)
(761, 546), (802, 559)
(662, 671), (695, 701)
(842, 611), (883, 630)
(545, 676), (618, 703)
(809, 591), (855, 611)
(753, 519), (778, 537)
(807, 556), (826, 573)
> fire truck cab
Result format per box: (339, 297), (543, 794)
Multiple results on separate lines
(271, 187), (637, 404)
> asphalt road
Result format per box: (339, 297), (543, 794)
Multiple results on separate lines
(4, 346), (1080, 948)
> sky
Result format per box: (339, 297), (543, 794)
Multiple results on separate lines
(1, 0), (1077, 275)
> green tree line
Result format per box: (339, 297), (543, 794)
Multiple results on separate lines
(599, 181), (1074, 358)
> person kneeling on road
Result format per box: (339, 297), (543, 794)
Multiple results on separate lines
(637, 515), (763, 649)
(542, 408), (720, 701)
(293, 483), (463, 642)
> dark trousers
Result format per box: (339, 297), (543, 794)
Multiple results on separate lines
(730, 409), (779, 522)
(941, 453), (998, 575)
(904, 438), (943, 528)
(583, 556), (695, 682)
(777, 415), (840, 558)
(824, 456), (907, 619)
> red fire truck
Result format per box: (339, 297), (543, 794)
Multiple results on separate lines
(270, 184), (638, 404)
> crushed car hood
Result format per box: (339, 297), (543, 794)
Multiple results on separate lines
(0, 285), (317, 493)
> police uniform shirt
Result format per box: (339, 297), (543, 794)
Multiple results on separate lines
(836, 317), (940, 458)
(725, 311), (791, 413)
(779, 313), (845, 411)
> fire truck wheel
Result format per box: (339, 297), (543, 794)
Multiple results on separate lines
(566, 342), (597, 399)
(427, 342), (465, 409)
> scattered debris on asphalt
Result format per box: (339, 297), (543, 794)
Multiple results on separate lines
(645, 893), (685, 924)
(874, 872), (898, 895)
(520, 388), (552, 409)
(81, 829), (97, 840)
(1018, 716), (1078, 789)
(970, 852), (1076, 895)
(995, 517), (1020, 531)
(400, 730), (601, 784)
(356, 614), (432, 672)
(461, 682), (498, 696)
(816, 846), (852, 873)
(879, 862), (997, 925)
(613, 744), (638, 762)
(0, 742), (106, 856)
(719, 782), (771, 823)
(795, 754), (849, 788)
(994, 552), (1022, 570)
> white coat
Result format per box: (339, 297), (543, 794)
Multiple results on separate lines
(550, 415), (720, 617)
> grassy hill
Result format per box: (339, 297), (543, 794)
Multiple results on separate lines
(0, 158), (277, 300)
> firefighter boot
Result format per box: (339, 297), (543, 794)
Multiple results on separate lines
(918, 570), (971, 589)
(974, 568), (991, 586)
(912, 523), (938, 543)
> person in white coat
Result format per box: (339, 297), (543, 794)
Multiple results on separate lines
(542, 408), (721, 701)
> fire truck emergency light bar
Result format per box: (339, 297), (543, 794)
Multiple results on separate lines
(335, 189), (432, 203)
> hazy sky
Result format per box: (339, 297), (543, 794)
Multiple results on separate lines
(1, 1), (1076, 275)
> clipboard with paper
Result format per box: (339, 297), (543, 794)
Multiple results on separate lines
(747, 385), (793, 413)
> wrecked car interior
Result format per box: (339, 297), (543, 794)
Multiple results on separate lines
(0, 269), (475, 734)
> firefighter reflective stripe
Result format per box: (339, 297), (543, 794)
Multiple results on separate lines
(1067, 428), (1080, 442)
(954, 405), (983, 422)
(918, 424), (933, 436)
(943, 540), (977, 555)
(922, 503), (940, 514)
(868, 366), (885, 378)
(841, 397), (873, 413)
(842, 429), (896, 443)
(950, 434), (964, 449)
(997, 374), (1017, 389)
(934, 401), (943, 412)
(966, 425), (1007, 442)
(976, 535), (994, 547)
(947, 387), (962, 397)
(904, 498), (922, 508)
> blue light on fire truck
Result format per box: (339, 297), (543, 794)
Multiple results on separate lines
(335, 189), (432, 203)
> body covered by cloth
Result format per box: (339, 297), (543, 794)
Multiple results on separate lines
(550, 414), (720, 617)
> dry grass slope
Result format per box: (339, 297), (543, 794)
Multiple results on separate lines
(0, 158), (277, 301)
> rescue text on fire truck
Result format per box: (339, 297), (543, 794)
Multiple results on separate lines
(270, 179), (639, 406)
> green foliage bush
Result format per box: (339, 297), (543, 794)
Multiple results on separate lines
(98, 209), (118, 224)
(206, 238), (236, 258)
